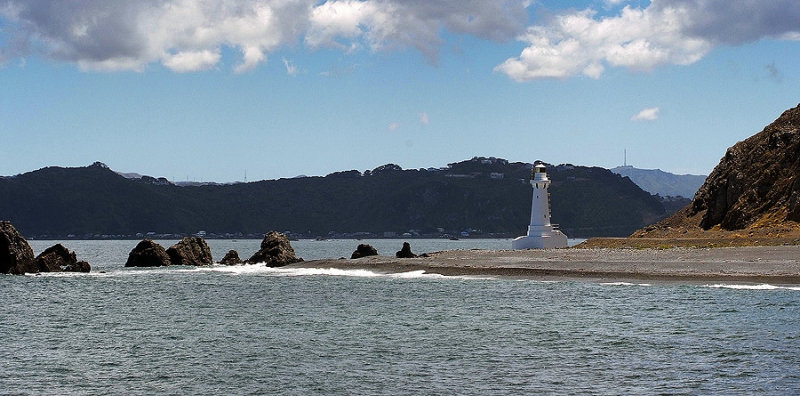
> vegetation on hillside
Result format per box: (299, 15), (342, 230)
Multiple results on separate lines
(0, 158), (670, 238)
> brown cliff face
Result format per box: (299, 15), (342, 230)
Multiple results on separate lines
(690, 104), (800, 230)
(634, 103), (800, 240)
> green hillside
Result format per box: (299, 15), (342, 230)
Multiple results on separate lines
(0, 158), (669, 238)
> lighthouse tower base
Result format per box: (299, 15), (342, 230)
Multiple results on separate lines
(512, 225), (568, 249)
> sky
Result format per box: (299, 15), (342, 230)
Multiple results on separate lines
(1, 0), (799, 182)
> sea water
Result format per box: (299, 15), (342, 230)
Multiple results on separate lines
(2, 239), (799, 395)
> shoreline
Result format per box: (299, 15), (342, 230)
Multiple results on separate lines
(288, 245), (800, 284)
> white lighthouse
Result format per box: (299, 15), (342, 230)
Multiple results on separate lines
(512, 162), (568, 249)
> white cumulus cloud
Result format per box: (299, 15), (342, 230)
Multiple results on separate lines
(495, 6), (711, 81)
(306, 0), (528, 62)
(0, 0), (310, 72)
(631, 107), (660, 121)
(0, 0), (527, 71)
(1, 0), (798, 77)
(495, 0), (800, 81)
(163, 50), (220, 73)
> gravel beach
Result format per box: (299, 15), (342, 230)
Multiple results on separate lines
(289, 245), (800, 284)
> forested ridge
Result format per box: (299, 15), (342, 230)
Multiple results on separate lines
(0, 158), (669, 238)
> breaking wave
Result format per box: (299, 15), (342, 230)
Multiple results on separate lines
(705, 283), (800, 291)
(203, 264), (493, 280)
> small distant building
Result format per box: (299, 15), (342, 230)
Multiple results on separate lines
(489, 172), (504, 180)
(512, 163), (568, 249)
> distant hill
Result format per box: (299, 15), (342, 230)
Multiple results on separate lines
(610, 166), (706, 198)
(0, 158), (671, 238)
(635, 103), (800, 238)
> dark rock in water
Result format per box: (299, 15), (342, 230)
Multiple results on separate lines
(247, 231), (303, 267)
(70, 260), (91, 272)
(125, 239), (171, 267)
(690, 103), (800, 230)
(34, 244), (91, 273)
(220, 250), (242, 265)
(167, 236), (213, 266)
(34, 244), (75, 272)
(351, 244), (378, 259)
(395, 242), (417, 258)
(0, 221), (37, 274)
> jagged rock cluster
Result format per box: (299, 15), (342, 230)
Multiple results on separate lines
(125, 237), (213, 267)
(124, 231), (302, 268)
(690, 104), (800, 230)
(167, 237), (213, 265)
(34, 244), (91, 272)
(246, 231), (303, 267)
(1, 221), (91, 275)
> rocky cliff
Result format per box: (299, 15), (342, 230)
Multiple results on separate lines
(692, 104), (800, 230)
(635, 103), (800, 238)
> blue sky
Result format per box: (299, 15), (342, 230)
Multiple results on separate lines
(1, 0), (799, 182)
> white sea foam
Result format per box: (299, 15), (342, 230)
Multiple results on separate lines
(19, 264), (494, 280)
(202, 265), (443, 279)
(268, 267), (386, 277)
(209, 265), (499, 280)
(24, 271), (89, 278)
(201, 263), (278, 275)
(705, 283), (800, 291)
(387, 270), (441, 279)
(265, 267), (489, 280)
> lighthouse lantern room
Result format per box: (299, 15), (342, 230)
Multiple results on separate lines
(511, 162), (568, 249)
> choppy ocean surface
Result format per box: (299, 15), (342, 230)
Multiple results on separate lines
(3, 239), (800, 395)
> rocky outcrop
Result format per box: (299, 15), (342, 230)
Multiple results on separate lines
(220, 250), (242, 265)
(395, 242), (417, 258)
(166, 237), (213, 266)
(689, 104), (800, 230)
(351, 244), (378, 259)
(247, 231), (303, 267)
(34, 244), (90, 272)
(634, 103), (800, 239)
(0, 221), (37, 274)
(125, 239), (171, 267)
(2, 222), (90, 274)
